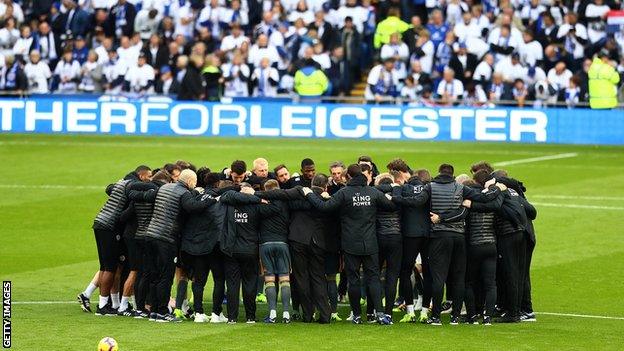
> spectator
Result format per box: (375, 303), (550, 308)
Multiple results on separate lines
(102, 49), (126, 94)
(408, 59), (433, 95)
(294, 57), (329, 97)
(557, 12), (587, 72)
(365, 57), (400, 103)
(202, 54), (223, 100)
(436, 67), (464, 105)
(222, 51), (251, 97)
(512, 78), (528, 107)
(410, 29), (434, 74)
(106, 0), (136, 38)
(473, 53), (494, 86)
(24, 50), (52, 94)
(0, 17), (20, 55)
(535, 12), (559, 48)
(453, 12), (480, 43)
(519, 30), (543, 67)
(588, 50), (620, 109)
(565, 76), (581, 108)
(223, 0), (249, 28)
(585, 0), (610, 45)
(288, 0), (314, 25)
(31, 21), (61, 68)
(72, 36), (89, 64)
(448, 42), (478, 84)
(142, 34), (168, 73)
(339, 17), (361, 85)
(220, 23), (251, 58)
(78, 50), (103, 93)
(178, 54), (204, 100)
(171, 0), (194, 39)
(433, 31), (455, 75)
(488, 24), (518, 63)
(310, 11), (337, 51)
(547, 61), (573, 95)
(312, 42), (330, 70)
(117, 36), (140, 70)
(462, 81), (488, 106)
(248, 34), (280, 68)
(486, 72), (511, 103)
(380, 32), (409, 80)
(519, 0), (545, 28)
(134, 8), (161, 40)
(154, 65), (178, 95)
(426, 9), (449, 50)
(62, 0), (90, 38)
(12, 25), (33, 59)
(374, 7), (409, 49)
(53, 49), (81, 92)
(123, 52), (155, 94)
(0, 55), (27, 93)
(402, 16), (425, 55)
(326, 46), (349, 96)
(494, 52), (526, 83)
(251, 56), (279, 97)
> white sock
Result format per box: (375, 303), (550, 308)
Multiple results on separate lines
(406, 305), (414, 314)
(111, 293), (120, 309)
(83, 283), (97, 298)
(269, 309), (277, 319)
(99, 296), (109, 308)
(283, 311), (290, 319)
(421, 307), (429, 316)
(119, 296), (129, 311)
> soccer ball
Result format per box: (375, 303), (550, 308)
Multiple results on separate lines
(98, 337), (118, 351)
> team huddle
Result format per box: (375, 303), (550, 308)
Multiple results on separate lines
(78, 155), (537, 326)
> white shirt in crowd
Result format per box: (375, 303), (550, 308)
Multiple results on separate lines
(364, 64), (400, 100)
(519, 39), (543, 67)
(413, 40), (434, 74)
(487, 29), (522, 62)
(117, 45), (140, 70)
(125, 63), (155, 93)
(222, 63), (250, 97)
(220, 34), (250, 52)
(473, 60), (493, 82)
(134, 9), (162, 40)
(381, 42), (409, 80)
(585, 4), (610, 43)
(436, 78), (464, 99)
(288, 10), (315, 25)
(251, 66), (279, 97)
(24, 61), (52, 93)
(0, 27), (19, 49)
(54, 59), (81, 92)
(79, 61), (100, 92)
(547, 68), (573, 90)
(557, 23), (588, 59)
(454, 19), (482, 42)
(196, 5), (224, 37)
(12, 36), (33, 58)
(247, 44), (280, 67)
(494, 57), (526, 82)
(171, 1), (194, 38)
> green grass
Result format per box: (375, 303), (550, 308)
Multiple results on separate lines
(1, 133), (623, 350)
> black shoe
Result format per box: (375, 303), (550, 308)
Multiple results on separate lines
(133, 310), (149, 319)
(449, 316), (460, 325)
(352, 316), (363, 324)
(291, 312), (301, 321)
(441, 301), (452, 314)
(148, 312), (159, 321)
(464, 315), (480, 325)
(483, 316), (492, 326)
(493, 306), (505, 318)
(158, 313), (182, 323)
(496, 315), (521, 323)
(521, 312), (537, 322)
(282, 317), (291, 324)
(77, 293), (91, 313)
(117, 308), (134, 317)
(366, 313), (377, 323)
(95, 305), (117, 316)
(426, 317), (442, 326)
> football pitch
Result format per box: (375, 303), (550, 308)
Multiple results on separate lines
(1, 133), (623, 350)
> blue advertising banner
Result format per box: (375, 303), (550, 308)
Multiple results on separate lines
(1, 97), (623, 145)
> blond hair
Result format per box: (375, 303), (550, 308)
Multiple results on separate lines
(253, 157), (268, 170)
(374, 173), (394, 186)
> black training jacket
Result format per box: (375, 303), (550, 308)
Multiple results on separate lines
(94, 179), (132, 231)
(375, 184), (401, 239)
(306, 174), (395, 256)
(465, 184), (504, 246)
(127, 180), (166, 240)
(391, 178), (431, 238)
(495, 188), (537, 236)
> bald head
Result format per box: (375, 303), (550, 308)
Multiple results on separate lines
(179, 169), (197, 189)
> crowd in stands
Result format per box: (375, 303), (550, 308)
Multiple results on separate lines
(0, 0), (623, 106)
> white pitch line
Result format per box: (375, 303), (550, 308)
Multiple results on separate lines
(532, 202), (624, 211)
(531, 195), (624, 201)
(536, 312), (624, 321)
(493, 153), (578, 167)
(9, 301), (624, 320)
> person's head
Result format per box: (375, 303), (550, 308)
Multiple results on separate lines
(62, 49), (73, 62)
(29, 50), (41, 64)
(252, 158), (269, 178)
(439, 163), (454, 177)
(38, 21), (50, 35)
(543, 12), (554, 26)
(431, 9), (443, 24)
(240, 182), (254, 194)
(360, 164), (372, 183)
(346, 163), (362, 179)
(332, 46), (344, 59)
(383, 57), (395, 71)
(274, 164), (290, 183)
(301, 158), (316, 180)
(257, 33), (269, 47)
(151, 169), (173, 184)
(386, 158), (410, 183)
(357, 156), (373, 169)
(470, 161), (493, 174)
(312, 173), (329, 190)
(262, 10), (273, 23)
(416, 169), (432, 183)
(120, 35), (130, 48)
(500, 24), (511, 38)
(473, 169), (492, 186)
(178, 169), (198, 189)
(566, 12), (577, 25)
(374, 173), (394, 186)
(175, 160), (192, 171)
(164, 163), (182, 181)
(492, 72), (503, 84)
(597, 49), (610, 63)
(177, 55), (189, 69)
(411, 15), (422, 27)
(231, 23), (242, 36)
(190, 54), (204, 69)
(230, 160), (247, 184)
(389, 32), (401, 45)
(411, 59), (423, 73)
(313, 42), (324, 54)
(514, 78), (525, 90)
(329, 161), (345, 183)
(260, 57), (270, 69)
(484, 53), (494, 66)
(555, 61), (566, 74)
(135, 165), (152, 181)
(263, 179), (280, 191)
(344, 16), (354, 29)
(569, 75), (580, 88)
(462, 11), (472, 24)
(523, 30), (534, 44)
(443, 67), (455, 82)
(138, 52), (147, 66)
(511, 52), (520, 65)
(20, 24), (31, 38)
(457, 42), (467, 55)
(455, 173), (470, 184)
(87, 50), (98, 63)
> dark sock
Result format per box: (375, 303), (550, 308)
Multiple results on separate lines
(327, 278), (338, 312)
(175, 279), (188, 310)
(265, 282), (277, 315)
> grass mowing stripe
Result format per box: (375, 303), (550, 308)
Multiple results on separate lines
(493, 153), (578, 166)
(531, 195), (624, 201)
(532, 202), (624, 210)
(0, 184), (103, 190)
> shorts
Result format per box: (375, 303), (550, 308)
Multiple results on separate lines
(94, 228), (120, 272)
(121, 235), (139, 271)
(324, 252), (340, 275)
(260, 242), (291, 275)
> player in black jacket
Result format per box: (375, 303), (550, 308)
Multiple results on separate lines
(303, 164), (396, 325)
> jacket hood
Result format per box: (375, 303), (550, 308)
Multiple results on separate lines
(432, 174), (455, 184)
(347, 174), (369, 186)
(124, 171), (140, 181)
(407, 176), (424, 186)
(300, 66), (316, 76)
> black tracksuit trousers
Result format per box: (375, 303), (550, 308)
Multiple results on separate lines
(428, 234), (466, 318)
(344, 252), (383, 317)
(497, 231), (526, 317)
(146, 238), (176, 315)
(522, 236), (535, 314)
(378, 237), (402, 315)
(224, 252), (258, 321)
(290, 241), (331, 323)
(185, 248), (226, 315)
(465, 243), (497, 317)
(399, 237), (427, 307)
(134, 238), (149, 311)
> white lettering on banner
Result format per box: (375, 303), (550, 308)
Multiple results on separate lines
(170, 104), (209, 135)
(329, 107), (367, 138)
(0, 101), (25, 131)
(140, 103), (170, 133)
(402, 108), (439, 139)
(439, 109), (473, 140)
(475, 109), (507, 141)
(100, 102), (136, 133)
(282, 106), (313, 137)
(509, 111), (547, 142)
(67, 102), (98, 132)
(370, 107), (401, 139)
(250, 105), (279, 136)
(212, 104), (246, 135)
(315, 106), (327, 137)
(25, 101), (63, 132)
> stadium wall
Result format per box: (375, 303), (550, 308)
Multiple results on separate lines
(0, 96), (622, 145)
